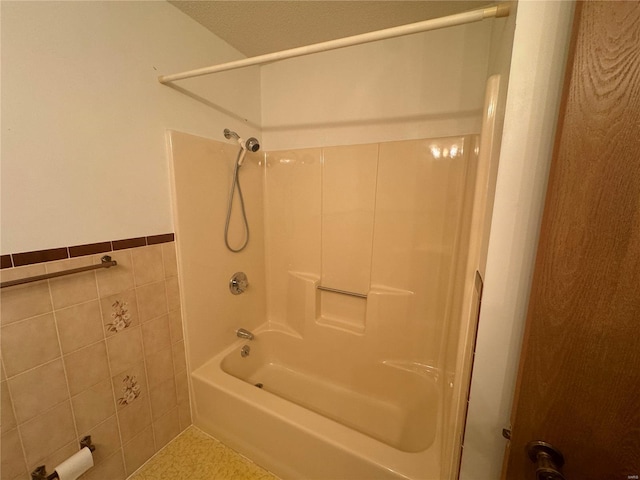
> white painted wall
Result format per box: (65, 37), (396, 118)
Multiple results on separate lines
(460, 2), (576, 478)
(260, 21), (493, 151)
(1, 1), (260, 254)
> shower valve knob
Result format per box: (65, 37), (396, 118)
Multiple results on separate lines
(229, 272), (248, 295)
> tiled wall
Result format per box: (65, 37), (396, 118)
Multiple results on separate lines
(1, 242), (189, 480)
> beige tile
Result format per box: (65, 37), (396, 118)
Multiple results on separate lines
(29, 441), (77, 475)
(19, 400), (76, 466)
(47, 257), (98, 309)
(1, 380), (17, 434)
(81, 449), (126, 480)
(149, 377), (177, 421)
(106, 326), (143, 375)
(172, 341), (186, 375)
(322, 144), (378, 294)
(112, 362), (147, 411)
(177, 401), (192, 432)
(168, 310), (183, 344)
(95, 250), (134, 298)
(100, 289), (139, 337)
(152, 407), (180, 450)
(123, 425), (156, 476)
(142, 315), (171, 356)
(71, 378), (115, 433)
(1, 313), (60, 377)
(117, 394), (152, 444)
(8, 359), (69, 424)
(1, 428), (27, 479)
(165, 277), (180, 312)
(136, 281), (168, 323)
(162, 242), (178, 278)
(1, 357), (6, 381)
(174, 370), (189, 406)
(145, 346), (174, 388)
(55, 300), (104, 354)
(132, 245), (164, 287)
(82, 415), (121, 466)
(0, 265), (52, 326)
(64, 341), (110, 396)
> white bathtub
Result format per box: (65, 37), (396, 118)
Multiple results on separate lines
(191, 329), (442, 479)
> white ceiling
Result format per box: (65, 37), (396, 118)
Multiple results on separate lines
(169, 1), (495, 57)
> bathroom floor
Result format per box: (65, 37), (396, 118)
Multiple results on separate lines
(127, 426), (280, 480)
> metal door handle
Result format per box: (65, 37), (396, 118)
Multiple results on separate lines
(527, 441), (566, 480)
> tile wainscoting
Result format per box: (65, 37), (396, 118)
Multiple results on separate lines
(0, 239), (190, 480)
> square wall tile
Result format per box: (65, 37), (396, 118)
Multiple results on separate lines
(29, 441), (77, 476)
(122, 425), (156, 476)
(152, 407), (180, 450)
(1, 313), (60, 377)
(71, 378), (116, 433)
(162, 242), (178, 278)
(142, 315), (171, 356)
(172, 341), (186, 375)
(47, 257), (98, 309)
(1, 428), (28, 479)
(106, 326), (143, 376)
(132, 245), (164, 287)
(117, 394), (152, 444)
(136, 281), (168, 323)
(8, 359), (69, 424)
(1, 380), (17, 434)
(177, 401), (192, 432)
(165, 277), (180, 312)
(145, 346), (174, 388)
(0, 265), (52, 326)
(100, 289), (139, 337)
(168, 310), (183, 344)
(112, 362), (147, 411)
(55, 300), (104, 354)
(82, 449), (126, 480)
(95, 250), (134, 298)
(64, 341), (110, 396)
(19, 400), (76, 466)
(82, 415), (121, 466)
(149, 377), (177, 421)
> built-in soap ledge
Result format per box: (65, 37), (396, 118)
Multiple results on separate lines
(316, 287), (367, 335)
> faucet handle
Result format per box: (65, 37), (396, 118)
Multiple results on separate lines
(229, 272), (248, 295)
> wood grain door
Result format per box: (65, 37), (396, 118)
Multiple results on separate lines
(504, 1), (640, 479)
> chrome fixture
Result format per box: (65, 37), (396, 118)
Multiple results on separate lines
(241, 345), (251, 357)
(236, 328), (254, 340)
(224, 129), (261, 154)
(229, 272), (248, 295)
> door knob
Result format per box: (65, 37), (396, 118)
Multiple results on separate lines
(526, 441), (565, 480)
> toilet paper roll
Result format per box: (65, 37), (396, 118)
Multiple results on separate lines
(53, 446), (94, 480)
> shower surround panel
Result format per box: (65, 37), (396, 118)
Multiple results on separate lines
(169, 131), (477, 479)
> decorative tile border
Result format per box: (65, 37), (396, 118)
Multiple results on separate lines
(1, 233), (175, 269)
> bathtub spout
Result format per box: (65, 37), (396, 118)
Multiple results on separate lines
(236, 328), (254, 340)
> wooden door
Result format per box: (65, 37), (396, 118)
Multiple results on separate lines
(504, 1), (640, 479)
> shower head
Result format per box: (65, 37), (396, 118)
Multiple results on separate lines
(245, 137), (260, 153)
(223, 128), (260, 153)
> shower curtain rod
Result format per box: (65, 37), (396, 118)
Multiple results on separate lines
(158, 3), (510, 84)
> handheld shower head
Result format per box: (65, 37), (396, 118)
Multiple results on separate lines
(223, 129), (260, 153)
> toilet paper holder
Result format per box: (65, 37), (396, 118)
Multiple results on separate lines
(31, 436), (96, 480)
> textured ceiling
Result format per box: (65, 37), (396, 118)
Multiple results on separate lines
(169, 1), (495, 57)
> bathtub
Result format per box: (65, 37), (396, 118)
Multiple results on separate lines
(191, 329), (442, 479)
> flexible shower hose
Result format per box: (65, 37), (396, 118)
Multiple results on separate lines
(224, 148), (249, 252)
